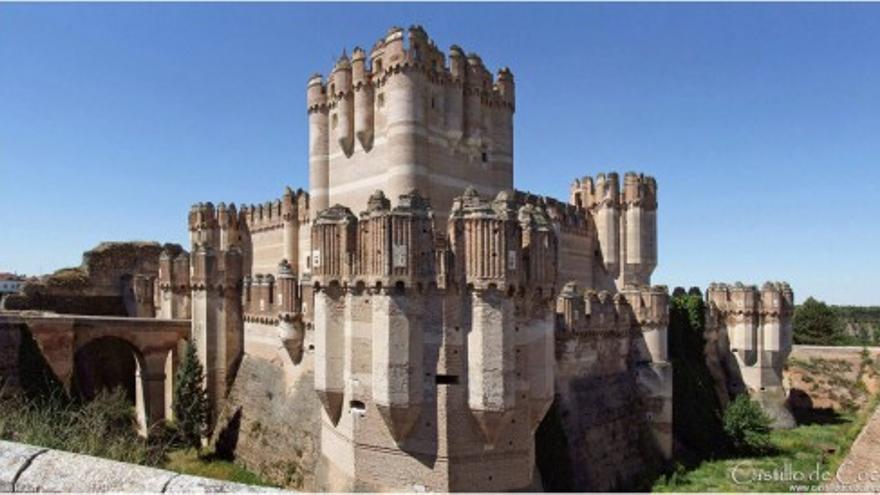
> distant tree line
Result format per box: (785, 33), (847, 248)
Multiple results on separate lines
(794, 298), (880, 346)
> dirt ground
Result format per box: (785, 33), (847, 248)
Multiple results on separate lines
(785, 345), (880, 412)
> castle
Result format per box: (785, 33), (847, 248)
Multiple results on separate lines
(148, 26), (793, 491)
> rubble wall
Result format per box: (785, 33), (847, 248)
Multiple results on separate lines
(212, 323), (320, 490)
(537, 331), (662, 491)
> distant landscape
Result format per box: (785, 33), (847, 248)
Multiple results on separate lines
(794, 298), (880, 347)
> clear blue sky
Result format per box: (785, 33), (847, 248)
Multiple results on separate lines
(1, 3), (878, 305)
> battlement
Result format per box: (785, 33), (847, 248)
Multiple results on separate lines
(309, 188), (558, 295)
(307, 25), (514, 113)
(189, 187), (309, 237)
(571, 171), (658, 210)
(706, 281), (794, 317)
(557, 282), (669, 334)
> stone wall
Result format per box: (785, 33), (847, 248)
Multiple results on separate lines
(5, 241), (184, 317)
(212, 323), (320, 490)
(0, 321), (21, 393)
(537, 330), (663, 491)
(0, 440), (280, 492)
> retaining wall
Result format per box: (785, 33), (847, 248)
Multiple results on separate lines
(0, 440), (285, 492)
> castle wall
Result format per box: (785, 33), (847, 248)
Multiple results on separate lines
(212, 322), (320, 489)
(311, 288), (543, 492)
(249, 227), (284, 276)
(545, 285), (672, 490)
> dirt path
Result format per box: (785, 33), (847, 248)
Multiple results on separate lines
(825, 404), (880, 492)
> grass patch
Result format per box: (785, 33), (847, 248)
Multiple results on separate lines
(0, 388), (173, 466)
(0, 386), (271, 487)
(163, 449), (272, 487)
(654, 396), (880, 492)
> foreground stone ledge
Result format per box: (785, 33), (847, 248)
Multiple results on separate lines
(0, 440), (284, 493)
(0, 441), (45, 491)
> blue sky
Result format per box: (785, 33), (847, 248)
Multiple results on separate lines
(1, 3), (878, 305)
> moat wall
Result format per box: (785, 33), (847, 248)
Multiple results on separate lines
(212, 323), (320, 490)
(537, 330), (663, 491)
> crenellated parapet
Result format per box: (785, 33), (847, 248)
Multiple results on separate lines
(570, 171), (658, 288)
(309, 26), (514, 116)
(556, 282), (668, 344)
(188, 201), (244, 252)
(706, 281), (793, 368)
(704, 281), (795, 428)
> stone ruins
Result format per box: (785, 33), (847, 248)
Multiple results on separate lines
(0, 25), (795, 492)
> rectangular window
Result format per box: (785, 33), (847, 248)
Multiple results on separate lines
(435, 374), (459, 385)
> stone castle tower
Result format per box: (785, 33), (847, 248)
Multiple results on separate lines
(308, 25), (513, 225)
(170, 25), (793, 492)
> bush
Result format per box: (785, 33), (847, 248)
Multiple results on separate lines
(723, 394), (773, 454)
(173, 342), (210, 450)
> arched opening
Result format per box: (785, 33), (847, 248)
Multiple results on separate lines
(73, 336), (161, 436)
(73, 336), (140, 403)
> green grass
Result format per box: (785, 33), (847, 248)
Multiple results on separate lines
(163, 449), (273, 487)
(654, 397), (879, 492)
(0, 387), (271, 488)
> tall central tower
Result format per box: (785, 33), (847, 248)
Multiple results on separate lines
(307, 25), (515, 225)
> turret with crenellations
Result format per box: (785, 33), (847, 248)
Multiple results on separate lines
(307, 26), (514, 225)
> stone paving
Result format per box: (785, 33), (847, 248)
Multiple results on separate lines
(826, 405), (880, 493)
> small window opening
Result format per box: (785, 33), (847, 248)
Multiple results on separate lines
(481, 151), (488, 163)
(435, 374), (459, 385)
(331, 114), (338, 129)
(431, 96), (436, 109)
(350, 400), (366, 414)
(377, 93), (385, 108)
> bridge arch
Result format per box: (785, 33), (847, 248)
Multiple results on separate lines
(1, 313), (189, 436)
(73, 334), (177, 436)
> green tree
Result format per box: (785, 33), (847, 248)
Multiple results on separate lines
(668, 291), (731, 457)
(173, 342), (210, 450)
(723, 394), (772, 454)
(793, 297), (845, 345)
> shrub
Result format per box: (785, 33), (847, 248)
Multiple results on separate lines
(173, 342), (210, 450)
(723, 394), (772, 454)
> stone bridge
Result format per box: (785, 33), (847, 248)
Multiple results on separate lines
(0, 312), (189, 435)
